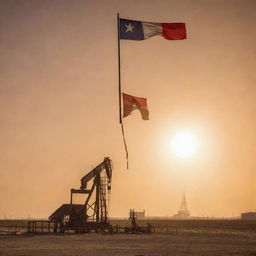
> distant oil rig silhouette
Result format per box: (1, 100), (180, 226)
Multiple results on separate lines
(173, 192), (190, 218)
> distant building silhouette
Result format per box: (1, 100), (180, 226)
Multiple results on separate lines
(241, 212), (256, 220)
(135, 210), (145, 219)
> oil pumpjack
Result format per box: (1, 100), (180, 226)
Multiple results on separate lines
(27, 157), (155, 234)
(49, 157), (112, 233)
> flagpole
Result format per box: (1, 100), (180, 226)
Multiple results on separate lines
(117, 13), (129, 169)
(117, 13), (122, 124)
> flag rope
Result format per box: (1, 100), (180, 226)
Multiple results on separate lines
(121, 122), (129, 169)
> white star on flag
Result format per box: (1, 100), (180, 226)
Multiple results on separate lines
(125, 23), (135, 33)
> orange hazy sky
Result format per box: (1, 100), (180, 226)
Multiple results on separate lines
(0, 0), (256, 219)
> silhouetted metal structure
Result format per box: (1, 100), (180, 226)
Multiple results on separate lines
(28, 220), (60, 233)
(173, 192), (190, 218)
(124, 209), (154, 234)
(49, 157), (112, 233)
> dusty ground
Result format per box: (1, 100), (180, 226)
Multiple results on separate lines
(0, 230), (256, 256)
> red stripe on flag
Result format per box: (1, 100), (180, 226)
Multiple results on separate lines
(161, 23), (186, 40)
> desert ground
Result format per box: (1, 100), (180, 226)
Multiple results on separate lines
(0, 219), (256, 256)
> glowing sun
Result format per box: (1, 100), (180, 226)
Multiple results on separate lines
(170, 131), (198, 158)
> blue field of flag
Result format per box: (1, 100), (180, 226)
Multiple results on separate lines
(120, 19), (144, 40)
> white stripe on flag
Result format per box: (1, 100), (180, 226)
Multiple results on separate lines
(142, 22), (162, 39)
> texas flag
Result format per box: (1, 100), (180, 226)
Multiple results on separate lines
(120, 18), (186, 41)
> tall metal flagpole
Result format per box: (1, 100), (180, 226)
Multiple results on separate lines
(117, 13), (122, 124)
(117, 13), (129, 169)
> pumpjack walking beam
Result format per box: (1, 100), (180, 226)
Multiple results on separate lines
(70, 157), (112, 223)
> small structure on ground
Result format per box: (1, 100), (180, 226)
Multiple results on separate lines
(241, 212), (256, 220)
(135, 210), (145, 219)
(124, 209), (154, 234)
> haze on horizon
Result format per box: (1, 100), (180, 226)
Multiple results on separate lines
(0, 0), (256, 219)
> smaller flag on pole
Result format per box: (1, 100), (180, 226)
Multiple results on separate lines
(120, 18), (186, 41)
(122, 93), (149, 120)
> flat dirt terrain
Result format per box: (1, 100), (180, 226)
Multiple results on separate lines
(0, 230), (256, 256)
(0, 220), (256, 256)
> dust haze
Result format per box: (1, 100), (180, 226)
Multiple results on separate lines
(0, 0), (256, 219)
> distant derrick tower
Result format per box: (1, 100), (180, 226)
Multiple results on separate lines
(174, 192), (190, 218)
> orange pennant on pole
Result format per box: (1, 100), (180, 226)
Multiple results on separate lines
(122, 93), (149, 120)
